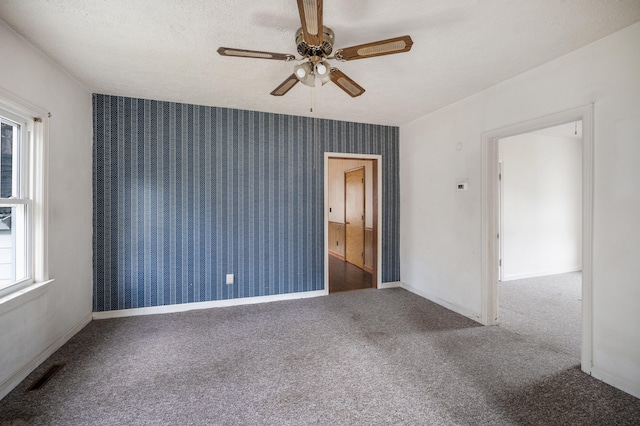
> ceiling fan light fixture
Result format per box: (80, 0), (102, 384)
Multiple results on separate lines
(294, 62), (312, 80)
(315, 61), (328, 76)
(301, 74), (316, 87)
(295, 67), (306, 79)
(220, 1), (414, 98)
(294, 62), (315, 87)
(314, 61), (331, 85)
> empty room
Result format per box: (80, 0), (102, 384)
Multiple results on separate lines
(1, 1), (639, 424)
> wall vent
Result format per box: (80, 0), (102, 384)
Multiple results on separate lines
(28, 364), (64, 391)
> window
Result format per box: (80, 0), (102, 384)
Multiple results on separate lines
(0, 92), (48, 297)
(0, 113), (29, 286)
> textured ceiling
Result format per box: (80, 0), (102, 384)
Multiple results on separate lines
(1, 0), (639, 126)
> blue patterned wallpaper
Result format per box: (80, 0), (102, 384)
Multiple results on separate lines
(93, 94), (399, 312)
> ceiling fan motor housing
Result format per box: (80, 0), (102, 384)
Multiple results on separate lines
(296, 26), (334, 58)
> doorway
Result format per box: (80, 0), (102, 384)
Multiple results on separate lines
(324, 154), (381, 293)
(497, 121), (583, 360)
(345, 167), (365, 269)
(481, 105), (594, 374)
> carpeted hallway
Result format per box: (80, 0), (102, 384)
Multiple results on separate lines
(1, 286), (638, 425)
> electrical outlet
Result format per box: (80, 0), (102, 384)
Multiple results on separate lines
(226, 274), (234, 284)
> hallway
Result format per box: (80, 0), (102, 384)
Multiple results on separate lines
(329, 254), (372, 293)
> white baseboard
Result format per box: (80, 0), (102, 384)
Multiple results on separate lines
(93, 290), (328, 320)
(590, 366), (640, 400)
(378, 281), (402, 289)
(399, 282), (482, 322)
(0, 312), (92, 401)
(503, 266), (582, 281)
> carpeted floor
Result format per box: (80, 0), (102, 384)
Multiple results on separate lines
(498, 272), (582, 359)
(1, 286), (639, 425)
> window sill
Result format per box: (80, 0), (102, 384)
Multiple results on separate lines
(0, 279), (54, 316)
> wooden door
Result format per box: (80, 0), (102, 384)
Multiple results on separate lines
(345, 167), (365, 269)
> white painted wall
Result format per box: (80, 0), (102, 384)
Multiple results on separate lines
(499, 133), (582, 280)
(0, 20), (93, 398)
(400, 22), (640, 397)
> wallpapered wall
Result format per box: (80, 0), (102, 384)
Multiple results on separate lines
(93, 94), (399, 312)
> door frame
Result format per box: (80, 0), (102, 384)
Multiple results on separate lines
(324, 153), (382, 294)
(481, 104), (594, 374)
(344, 166), (366, 269)
(498, 160), (504, 282)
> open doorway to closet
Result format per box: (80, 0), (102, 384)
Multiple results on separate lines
(326, 155), (379, 293)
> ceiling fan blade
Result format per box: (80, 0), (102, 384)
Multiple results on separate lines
(329, 68), (365, 98)
(296, 0), (323, 46)
(335, 35), (413, 61)
(270, 74), (300, 96)
(217, 47), (294, 61)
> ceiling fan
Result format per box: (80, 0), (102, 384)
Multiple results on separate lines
(217, 0), (413, 98)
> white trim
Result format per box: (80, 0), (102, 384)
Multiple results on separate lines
(590, 367), (640, 400)
(0, 87), (48, 121)
(0, 312), (91, 400)
(481, 125), (500, 326)
(378, 281), (401, 289)
(32, 115), (49, 282)
(323, 155), (330, 295)
(400, 281), (482, 322)
(0, 87), (50, 294)
(481, 104), (594, 374)
(93, 290), (327, 320)
(498, 161), (504, 282)
(0, 198), (30, 205)
(0, 278), (53, 315)
(502, 266), (583, 282)
(580, 106), (595, 375)
(324, 152), (383, 293)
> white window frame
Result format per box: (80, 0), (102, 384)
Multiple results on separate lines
(0, 88), (49, 300)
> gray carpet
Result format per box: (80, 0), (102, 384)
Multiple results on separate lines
(499, 272), (582, 359)
(1, 287), (639, 425)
